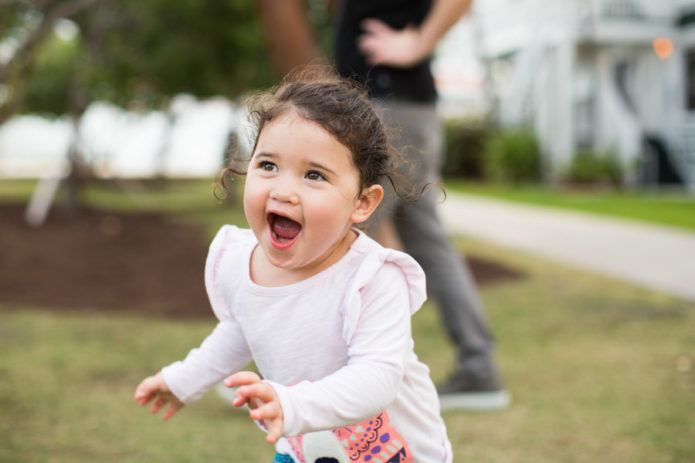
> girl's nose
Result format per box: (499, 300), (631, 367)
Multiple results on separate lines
(270, 179), (300, 204)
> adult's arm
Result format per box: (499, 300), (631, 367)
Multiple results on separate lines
(255, 0), (321, 76)
(358, 0), (473, 68)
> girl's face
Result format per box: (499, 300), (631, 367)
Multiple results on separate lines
(244, 110), (382, 281)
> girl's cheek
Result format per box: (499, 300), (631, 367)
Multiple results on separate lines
(242, 185), (262, 222)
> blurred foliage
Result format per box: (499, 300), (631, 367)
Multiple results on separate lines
(483, 128), (541, 183)
(21, 33), (81, 115)
(565, 147), (622, 186)
(306, 0), (335, 60)
(442, 117), (491, 179)
(444, 121), (625, 188)
(74, 0), (275, 107)
(3, 0), (278, 118)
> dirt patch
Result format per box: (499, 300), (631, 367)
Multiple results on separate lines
(0, 203), (211, 318)
(466, 254), (525, 286)
(0, 203), (523, 318)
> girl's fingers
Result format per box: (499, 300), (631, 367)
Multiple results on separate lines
(134, 379), (154, 403)
(249, 400), (280, 422)
(135, 386), (156, 406)
(232, 388), (250, 407)
(134, 373), (168, 405)
(150, 396), (166, 414)
(233, 384), (264, 409)
(224, 374), (284, 441)
(135, 373), (183, 420)
(238, 384), (276, 412)
(265, 418), (284, 444)
(134, 390), (151, 406)
(224, 371), (261, 388)
(161, 402), (182, 421)
(251, 402), (283, 444)
(239, 382), (276, 403)
(231, 378), (271, 408)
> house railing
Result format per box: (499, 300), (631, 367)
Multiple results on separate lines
(577, 0), (644, 24)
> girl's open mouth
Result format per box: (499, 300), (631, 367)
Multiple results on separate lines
(268, 213), (302, 249)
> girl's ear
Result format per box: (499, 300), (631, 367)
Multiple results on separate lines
(350, 184), (384, 224)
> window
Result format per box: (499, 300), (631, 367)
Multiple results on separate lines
(686, 48), (695, 110)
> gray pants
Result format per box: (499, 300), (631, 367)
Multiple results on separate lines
(369, 99), (499, 381)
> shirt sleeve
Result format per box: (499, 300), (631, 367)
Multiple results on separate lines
(270, 261), (415, 436)
(161, 320), (253, 404)
(161, 225), (253, 403)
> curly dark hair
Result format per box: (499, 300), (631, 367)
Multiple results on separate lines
(220, 65), (398, 195)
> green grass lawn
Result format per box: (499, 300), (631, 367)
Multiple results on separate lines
(1, 179), (694, 462)
(445, 180), (695, 232)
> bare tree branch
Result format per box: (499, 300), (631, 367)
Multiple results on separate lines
(1, 0), (104, 77)
(0, 0), (104, 123)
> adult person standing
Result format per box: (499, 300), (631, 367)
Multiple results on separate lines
(255, 0), (509, 411)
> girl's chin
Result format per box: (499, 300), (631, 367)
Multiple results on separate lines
(261, 239), (301, 265)
(264, 251), (307, 272)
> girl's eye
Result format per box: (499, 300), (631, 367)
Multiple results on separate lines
(259, 161), (277, 172)
(306, 170), (326, 181)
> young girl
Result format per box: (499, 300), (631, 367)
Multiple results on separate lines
(134, 68), (452, 462)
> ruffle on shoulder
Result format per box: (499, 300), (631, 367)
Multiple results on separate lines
(204, 225), (255, 321)
(340, 246), (426, 343)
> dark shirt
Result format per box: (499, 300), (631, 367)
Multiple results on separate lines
(335, 0), (437, 103)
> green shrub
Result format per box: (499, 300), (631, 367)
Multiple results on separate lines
(483, 129), (541, 183)
(565, 148), (622, 186)
(442, 118), (491, 179)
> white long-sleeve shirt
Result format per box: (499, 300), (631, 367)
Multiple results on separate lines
(162, 225), (452, 462)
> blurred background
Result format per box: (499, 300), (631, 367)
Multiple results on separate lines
(3, 0), (695, 188)
(1, 0), (694, 462)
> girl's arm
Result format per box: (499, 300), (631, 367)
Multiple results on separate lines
(233, 262), (414, 438)
(135, 226), (254, 413)
(146, 320), (253, 405)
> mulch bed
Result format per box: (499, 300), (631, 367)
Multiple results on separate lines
(0, 203), (523, 318)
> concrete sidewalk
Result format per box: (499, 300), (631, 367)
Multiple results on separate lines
(439, 194), (695, 303)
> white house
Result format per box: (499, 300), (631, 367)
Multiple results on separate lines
(473, 0), (695, 190)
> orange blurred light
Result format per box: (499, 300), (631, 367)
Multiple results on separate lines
(653, 37), (673, 59)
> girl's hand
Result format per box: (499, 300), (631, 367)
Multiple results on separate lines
(224, 371), (284, 444)
(134, 372), (184, 420)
